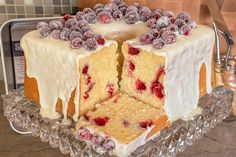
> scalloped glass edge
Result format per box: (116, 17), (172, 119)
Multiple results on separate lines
(1, 86), (234, 157)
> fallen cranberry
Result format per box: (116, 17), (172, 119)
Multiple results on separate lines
(91, 135), (105, 146)
(93, 117), (110, 126)
(77, 127), (92, 141)
(135, 79), (146, 91)
(128, 46), (140, 55)
(139, 120), (153, 129)
(103, 139), (115, 150)
(150, 80), (164, 99)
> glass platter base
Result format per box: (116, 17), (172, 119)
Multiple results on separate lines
(1, 86), (234, 157)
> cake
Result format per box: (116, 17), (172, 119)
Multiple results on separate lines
(20, 0), (215, 156)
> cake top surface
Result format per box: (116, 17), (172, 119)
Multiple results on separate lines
(35, 0), (199, 51)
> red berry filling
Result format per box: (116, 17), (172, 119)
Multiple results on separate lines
(128, 46), (140, 55)
(93, 117), (110, 126)
(123, 120), (130, 127)
(82, 65), (89, 74)
(139, 120), (153, 129)
(150, 80), (164, 99)
(135, 79), (146, 91)
(128, 60), (135, 71)
(84, 82), (95, 100)
(106, 83), (115, 97)
(83, 113), (90, 121)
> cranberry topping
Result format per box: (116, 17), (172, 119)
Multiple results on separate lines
(150, 80), (164, 99)
(135, 79), (146, 91)
(91, 135), (105, 146)
(93, 117), (110, 126)
(139, 120), (153, 129)
(77, 127), (92, 141)
(103, 139), (116, 150)
(128, 46), (140, 55)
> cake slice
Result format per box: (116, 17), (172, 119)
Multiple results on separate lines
(120, 25), (215, 121)
(21, 31), (119, 121)
(76, 93), (169, 157)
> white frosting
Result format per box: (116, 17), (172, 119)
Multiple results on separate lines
(21, 31), (115, 120)
(128, 25), (215, 121)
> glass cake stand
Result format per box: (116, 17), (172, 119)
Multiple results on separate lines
(1, 86), (233, 157)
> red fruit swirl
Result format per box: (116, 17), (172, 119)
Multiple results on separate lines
(93, 117), (110, 126)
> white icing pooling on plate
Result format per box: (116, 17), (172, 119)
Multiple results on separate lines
(127, 25), (215, 121)
(21, 31), (115, 120)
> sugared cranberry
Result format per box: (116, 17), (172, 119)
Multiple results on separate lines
(77, 19), (89, 28)
(125, 11), (139, 24)
(63, 14), (72, 21)
(65, 19), (77, 29)
(37, 21), (48, 29)
(167, 24), (178, 32)
(49, 20), (63, 30)
(82, 65), (89, 74)
(69, 31), (83, 41)
(96, 35), (105, 45)
(93, 117), (110, 126)
(177, 11), (190, 22)
(38, 26), (51, 38)
(83, 8), (94, 14)
(159, 27), (168, 36)
(81, 26), (91, 33)
(103, 139), (115, 150)
(118, 2), (127, 9)
(174, 19), (186, 28)
(96, 7), (105, 15)
(70, 26), (82, 33)
(123, 120), (130, 127)
(128, 46), (140, 55)
(151, 9), (163, 20)
(75, 11), (85, 21)
(135, 79), (146, 91)
(188, 20), (197, 29)
(106, 83), (115, 97)
(156, 16), (171, 28)
(163, 11), (174, 18)
(77, 127), (92, 141)
(139, 120), (153, 129)
(51, 29), (61, 39)
(60, 28), (71, 41)
(150, 29), (160, 38)
(119, 6), (127, 14)
(139, 32), (154, 45)
(147, 18), (157, 28)
(71, 37), (83, 49)
(139, 6), (152, 22)
(91, 135), (105, 146)
(104, 3), (118, 13)
(126, 5), (138, 13)
(170, 17), (176, 24)
(112, 10), (123, 20)
(152, 38), (165, 49)
(97, 11), (113, 24)
(84, 12), (97, 24)
(83, 30), (96, 40)
(179, 24), (191, 36)
(83, 38), (98, 51)
(161, 31), (177, 44)
(128, 60), (135, 71)
(150, 80), (164, 99)
(112, 0), (123, 5)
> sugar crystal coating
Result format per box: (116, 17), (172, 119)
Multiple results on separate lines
(104, 3), (118, 13)
(77, 19), (89, 28)
(151, 9), (163, 20)
(152, 38), (165, 49)
(167, 24), (178, 32)
(75, 11), (85, 21)
(174, 19), (186, 28)
(70, 26), (82, 33)
(147, 18), (157, 28)
(84, 12), (97, 24)
(37, 21), (48, 30)
(126, 5), (138, 13)
(139, 32), (154, 45)
(112, 10), (123, 20)
(69, 31), (83, 41)
(38, 26), (51, 38)
(51, 29), (61, 39)
(103, 139), (115, 150)
(91, 135), (105, 146)
(177, 11), (190, 22)
(49, 20), (63, 30)
(60, 27), (71, 41)
(83, 38), (98, 51)
(65, 19), (77, 29)
(139, 6), (152, 22)
(83, 8), (94, 14)
(83, 30), (97, 40)
(125, 11), (139, 24)
(156, 16), (171, 28)
(97, 11), (113, 24)
(71, 37), (83, 49)
(161, 31), (177, 44)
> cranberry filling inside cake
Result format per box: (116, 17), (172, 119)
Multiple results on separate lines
(20, 0), (215, 156)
